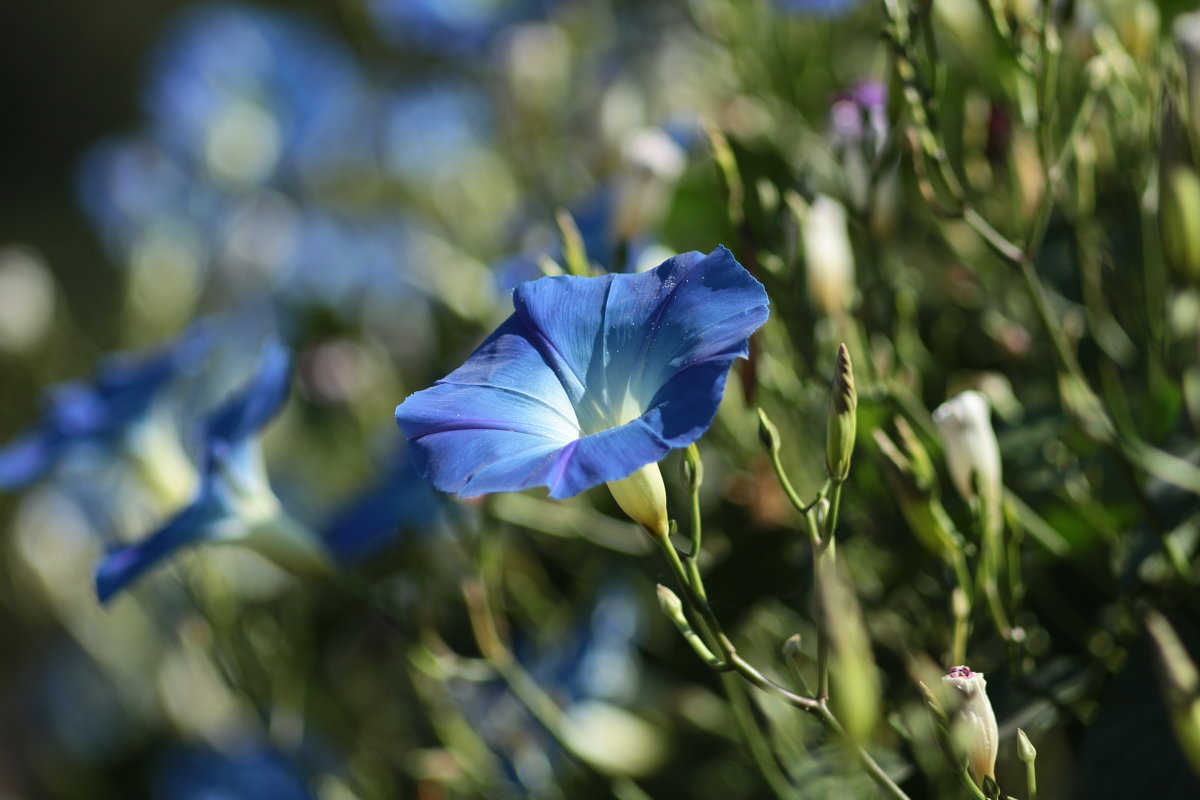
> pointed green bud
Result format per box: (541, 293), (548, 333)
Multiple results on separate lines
(656, 584), (721, 666)
(608, 462), (669, 538)
(1016, 728), (1036, 763)
(656, 583), (684, 619)
(757, 407), (782, 455)
(825, 343), (858, 482)
(682, 443), (703, 492)
(782, 633), (804, 661)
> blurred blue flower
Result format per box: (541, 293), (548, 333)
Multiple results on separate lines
(454, 582), (643, 793)
(396, 246), (768, 499)
(153, 744), (314, 800)
(777, 0), (862, 15)
(320, 449), (444, 564)
(143, 2), (371, 188)
(367, 0), (550, 54)
(0, 325), (210, 490)
(95, 340), (329, 602)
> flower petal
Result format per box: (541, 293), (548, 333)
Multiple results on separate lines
(0, 432), (55, 490)
(206, 340), (292, 447)
(94, 482), (230, 603)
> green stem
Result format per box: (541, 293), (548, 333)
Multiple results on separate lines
(817, 703), (913, 800)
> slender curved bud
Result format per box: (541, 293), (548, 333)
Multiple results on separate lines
(933, 391), (1002, 529)
(1146, 612), (1200, 775)
(1016, 728), (1036, 763)
(1161, 167), (1200, 285)
(608, 462), (669, 538)
(874, 426), (962, 559)
(942, 666), (999, 787)
(826, 344), (858, 482)
(757, 407), (782, 455)
(822, 563), (880, 745)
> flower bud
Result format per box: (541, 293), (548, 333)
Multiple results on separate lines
(942, 665), (999, 787)
(1161, 166), (1200, 285)
(826, 343), (858, 482)
(802, 195), (856, 317)
(656, 583), (684, 618)
(608, 462), (669, 538)
(1016, 728), (1036, 763)
(757, 407), (782, 455)
(933, 391), (1002, 525)
(681, 443), (703, 492)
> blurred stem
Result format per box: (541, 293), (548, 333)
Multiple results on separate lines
(461, 577), (643, 800)
(816, 703), (913, 800)
(720, 671), (799, 800)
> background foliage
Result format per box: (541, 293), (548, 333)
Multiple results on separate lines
(3, 0), (1200, 798)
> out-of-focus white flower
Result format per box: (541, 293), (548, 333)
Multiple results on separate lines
(610, 127), (687, 243)
(942, 665), (998, 787)
(0, 246), (56, 354)
(802, 195), (856, 317)
(933, 391), (1002, 520)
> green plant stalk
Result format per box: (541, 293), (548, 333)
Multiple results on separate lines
(1025, 758), (1038, 800)
(651, 529), (913, 799)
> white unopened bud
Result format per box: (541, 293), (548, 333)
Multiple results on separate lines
(610, 128), (687, 242)
(933, 391), (1002, 525)
(942, 665), (998, 787)
(607, 462), (669, 538)
(802, 195), (856, 317)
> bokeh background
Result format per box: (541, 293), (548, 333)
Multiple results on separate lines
(4, 0), (1200, 798)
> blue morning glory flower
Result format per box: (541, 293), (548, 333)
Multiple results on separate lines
(0, 325), (210, 491)
(396, 246), (768, 528)
(95, 340), (329, 603)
